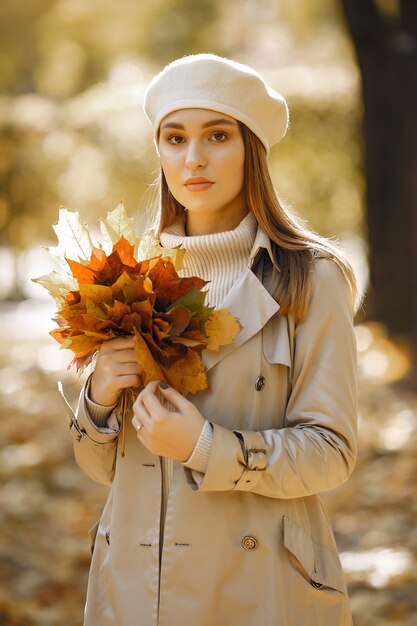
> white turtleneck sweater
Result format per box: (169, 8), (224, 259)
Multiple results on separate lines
(160, 210), (258, 308)
(86, 210), (258, 475)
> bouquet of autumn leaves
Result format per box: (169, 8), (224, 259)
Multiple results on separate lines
(33, 203), (240, 454)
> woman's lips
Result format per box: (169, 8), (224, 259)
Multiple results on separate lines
(184, 178), (214, 192)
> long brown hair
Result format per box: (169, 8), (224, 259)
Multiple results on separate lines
(153, 123), (359, 321)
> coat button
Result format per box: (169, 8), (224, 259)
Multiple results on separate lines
(242, 536), (258, 551)
(255, 376), (265, 391)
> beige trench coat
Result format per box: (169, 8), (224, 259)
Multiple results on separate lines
(69, 226), (357, 626)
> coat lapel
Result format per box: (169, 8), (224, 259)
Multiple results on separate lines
(203, 262), (280, 372)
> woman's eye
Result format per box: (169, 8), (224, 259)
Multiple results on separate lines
(211, 132), (227, 142)
(167, 135), (184, 145)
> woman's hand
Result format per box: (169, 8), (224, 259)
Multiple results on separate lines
(131, 380), (205, 462)
(89, 337), (142, 407)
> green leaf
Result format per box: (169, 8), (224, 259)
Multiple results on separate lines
(168, 288), (214, 323)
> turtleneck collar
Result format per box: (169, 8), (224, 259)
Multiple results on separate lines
(159, 211), (258, 308)
(160, 210), (256, 247)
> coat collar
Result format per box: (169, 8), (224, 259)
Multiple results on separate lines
(248, 223), (279, 271)
(203, 224), (280, 372)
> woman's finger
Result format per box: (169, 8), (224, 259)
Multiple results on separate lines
(114, 374), (141, 390)
(114, 349), (141, 364)
(140, 386), (167, 416)
(132, 398), (152, 431)
(100, 336), (135, 352)
(139, 380), (192, 416)
(156, 382), (192, 414)
(113, 362), (142, 378)
(134, 422), (144, 436)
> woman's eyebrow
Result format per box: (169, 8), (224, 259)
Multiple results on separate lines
(201, 118), (236, 128)
(160, 118), (236, 131)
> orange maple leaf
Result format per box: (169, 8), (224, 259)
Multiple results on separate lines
(147, 257), (207, 309)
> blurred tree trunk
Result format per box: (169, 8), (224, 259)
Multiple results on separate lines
(341, 0), (417, 385)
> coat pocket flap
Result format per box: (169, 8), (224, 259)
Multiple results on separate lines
(262, 315), (292, 368)
(283, 516), (347, 594)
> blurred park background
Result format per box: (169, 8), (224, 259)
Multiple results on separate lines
(0, 0), (416, 624)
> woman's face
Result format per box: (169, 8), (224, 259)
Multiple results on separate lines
(158, 108), (246, 230)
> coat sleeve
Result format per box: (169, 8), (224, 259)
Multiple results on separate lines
(68, 379), (121, 486)
(188, 258), (358, 498)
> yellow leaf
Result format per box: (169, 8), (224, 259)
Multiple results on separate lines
(66, 334), (103, 354)
(111, 271), (136, 299)
(163, 349), (208, 394)
(136, 231), (185, 271)
(84, 330), (116, 340)
(32, 270), (78, 308)
(98, 221), (115, 255)
(99, 201), (136, 248)
(84, 298), (107, 320)
(49, 208), (94, 263)
(79, 284), (114, 305)
(182, 371), (208, 394)
(204, 309), (241, 353)
(143, 276), (153, 293)
(133, 329), (165, 386)
(111, 271), (153, 303)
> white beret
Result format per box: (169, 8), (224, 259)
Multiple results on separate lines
(143, 53), (289, 154)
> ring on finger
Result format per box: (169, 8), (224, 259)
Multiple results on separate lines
(136, 423), (143, 433)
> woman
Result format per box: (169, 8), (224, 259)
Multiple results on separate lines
(70, 54), (359, 626)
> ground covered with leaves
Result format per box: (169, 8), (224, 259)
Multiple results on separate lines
(0, 309), (416, 626)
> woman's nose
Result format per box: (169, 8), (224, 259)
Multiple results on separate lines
(185, 140), (206, 170)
